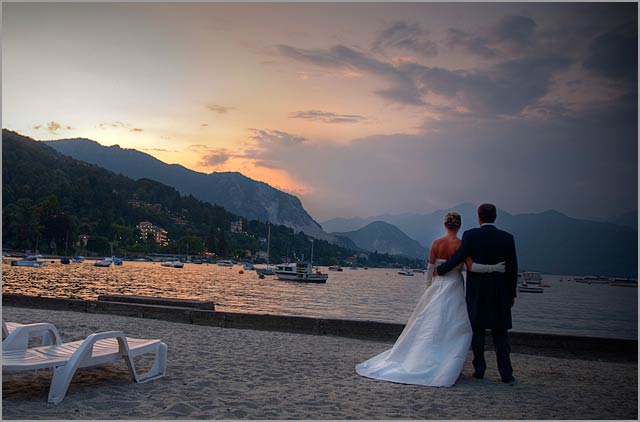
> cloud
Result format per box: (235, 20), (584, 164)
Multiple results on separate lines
(189, 144), (209, 151)
(280, 40), (571, 115)
(373, 21), (438, 58)
(98, 121), (129, 129)
(583, 21), (638, 81)
(200, 123), (209, 127)
(45, 121), (75, 134)
(198, 149), (232, 167)
(206, 104), (235, 114)
(250, 128), (307, 145)
(130, 128), (144, 132)
(249, 96), (636, 221)
(33, 125), (42, 130)
(278, 43), (424, 105)
(446, 15), (537, 58)
(289, 110), (367, 124)
(446, 28), (497, 59)
(489, 15), (537, 50)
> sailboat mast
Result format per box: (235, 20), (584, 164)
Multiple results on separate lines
(266, 224), (271, 266)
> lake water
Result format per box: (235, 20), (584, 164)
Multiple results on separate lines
(2, 261), (637, 339)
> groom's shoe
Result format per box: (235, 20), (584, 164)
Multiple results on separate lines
(472, 372), (484, 380)
(501, 376), (516, 384)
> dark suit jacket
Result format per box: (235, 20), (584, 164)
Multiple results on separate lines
(437, 224), (518, 330)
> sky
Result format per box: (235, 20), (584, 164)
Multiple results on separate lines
(2, 2), (638, 222)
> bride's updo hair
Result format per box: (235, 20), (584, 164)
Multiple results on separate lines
(444, 212), (462, 229)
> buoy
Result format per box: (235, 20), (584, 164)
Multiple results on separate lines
(259, 274), (265, 279)
(239, 270), (244, 274)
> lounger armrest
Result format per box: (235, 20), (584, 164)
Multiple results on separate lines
(2, 323), (63, 351)
(69, 331), (131, 364)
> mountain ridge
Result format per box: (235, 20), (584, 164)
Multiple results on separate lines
(45, 137), (328, 239)
(322, 205), (638, 277)
(331, 221), (428, 259)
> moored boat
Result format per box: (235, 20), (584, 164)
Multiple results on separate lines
(328, 266), (343, 271)
(93, 257), (113, 267)
(609, 278), (638, 287)
(60, 257), (71, 265)
(10, 256), (48, 268)
(575, 275), (609, 284)
(274, 262), (328, 283)
(217, 260), (234, 267)
(518, 281), (543, 293)
(522, 271), (542, 284)
(243, 262), (256, 270)
(398, 268), (414, 276)
(161, 260), (184, 268)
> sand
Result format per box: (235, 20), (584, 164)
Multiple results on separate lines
(2, 306), (637, 420)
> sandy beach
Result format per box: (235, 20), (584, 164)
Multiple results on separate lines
(2, 305), (637, 420)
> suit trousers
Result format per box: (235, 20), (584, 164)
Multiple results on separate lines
(471, 329), (513, 380)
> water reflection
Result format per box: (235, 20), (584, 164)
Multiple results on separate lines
(2, 261), (637, 339)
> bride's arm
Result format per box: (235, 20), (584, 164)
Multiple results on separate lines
(425, 241), (438, 288)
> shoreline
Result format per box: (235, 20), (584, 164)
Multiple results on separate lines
(3, 293), (636, 362)
(2, 305), (637, 419)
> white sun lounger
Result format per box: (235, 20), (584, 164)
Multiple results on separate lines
(3, 329), (168, 404)
(2, 320), (58, 349)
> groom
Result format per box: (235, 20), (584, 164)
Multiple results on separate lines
(437, 203), (518, 383)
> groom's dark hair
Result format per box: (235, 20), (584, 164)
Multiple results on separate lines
(478, 203), (497, 223)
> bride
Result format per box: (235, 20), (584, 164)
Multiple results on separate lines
(355, 212), (504, 387)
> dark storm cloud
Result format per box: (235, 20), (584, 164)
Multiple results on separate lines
(447, 15), (537, 58)
(289, 110), (367, 124)
(583, 21), (638, 81)
(280, 41), (571, 115)
(445, 28), (498, 59)
(278, 44), (424, 105)
(373, 21), (438, 58)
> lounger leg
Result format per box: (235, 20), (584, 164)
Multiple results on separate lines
(127, 342), (168, 383)
(48, 364), (78, 405)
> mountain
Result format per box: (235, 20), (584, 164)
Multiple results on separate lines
(3, 130), (424, 268)
(332, 221), (428, 259)
(323, 204), (638, 277)
(45, 137), (327, 239)
(605, 211), (638, 231)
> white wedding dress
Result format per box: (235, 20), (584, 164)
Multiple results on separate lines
(356, 259), (472, 387)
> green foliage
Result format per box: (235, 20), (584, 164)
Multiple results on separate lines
(2, 130), (424, 267)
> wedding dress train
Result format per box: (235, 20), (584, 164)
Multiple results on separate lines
(356, 259), (472, 387)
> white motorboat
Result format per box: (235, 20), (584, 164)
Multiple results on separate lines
(398, 268), (414, 276)
(217, 260), (234, 267)
(275, 240), (328, 283)
(522, 271), (542, 284)
(10, 256), (48, 268)
(518, 281), (543, 293)
(243, 262), (256, 270)
(161, 260), (184, 268)
(274, 262), (328, 283)
(93, 257), (113, 267)
(412, 268), (425, 274)
(72, 256), (85, 263)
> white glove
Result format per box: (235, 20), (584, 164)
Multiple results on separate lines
(425, 263), (436, 288)
(470, 262), (505, 273)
